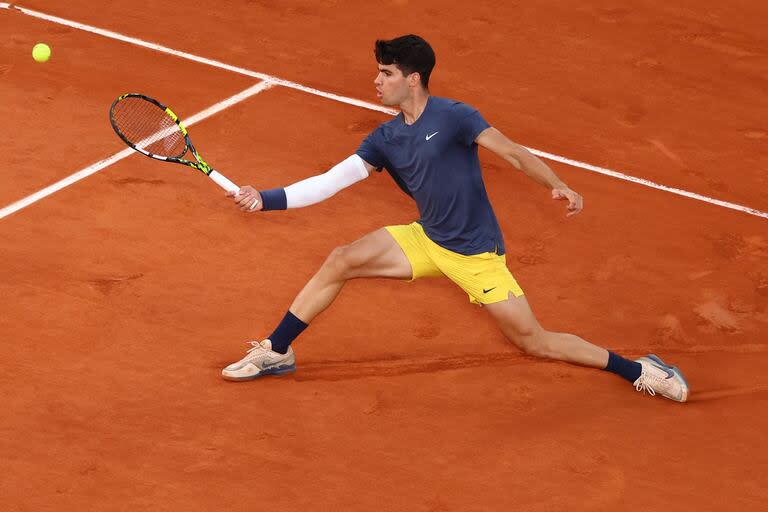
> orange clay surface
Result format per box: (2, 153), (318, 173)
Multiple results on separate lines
(2, 1), (767, 510)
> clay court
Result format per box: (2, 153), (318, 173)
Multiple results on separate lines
(1, 1), (767, 510)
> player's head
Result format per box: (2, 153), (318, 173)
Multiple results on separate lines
(374, 35), (435, 105)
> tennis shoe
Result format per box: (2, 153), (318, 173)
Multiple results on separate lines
(221, 339), (296, 381)
(633, 354), (689, 402)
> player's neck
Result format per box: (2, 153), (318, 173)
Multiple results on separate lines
(400, 91), (430, 125)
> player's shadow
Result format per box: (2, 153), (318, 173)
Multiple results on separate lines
(288, 352), (544, 381)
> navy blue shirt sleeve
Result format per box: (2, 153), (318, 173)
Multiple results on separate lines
(356, 127), (386, 171)
(453, 104), (491, 146)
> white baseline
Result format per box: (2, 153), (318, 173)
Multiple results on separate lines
(1, 3), (766, 220)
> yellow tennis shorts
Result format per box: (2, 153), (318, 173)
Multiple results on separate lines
(385, 222), (524, 305)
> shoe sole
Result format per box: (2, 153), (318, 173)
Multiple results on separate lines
(222, 363), (296, 382)
(642, 354), (689, 402)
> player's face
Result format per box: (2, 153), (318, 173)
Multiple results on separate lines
(374, 64), (411, 106)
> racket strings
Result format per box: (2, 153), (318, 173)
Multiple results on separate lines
(111, 97), (187, 158)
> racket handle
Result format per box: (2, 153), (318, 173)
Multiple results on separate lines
(209, 170), (240, 194)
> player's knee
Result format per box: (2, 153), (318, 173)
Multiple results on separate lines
(524, 339), (554, 359)
(510, 328), (552, 359)
(324, 246), (348, 275)
(325, 245), (362, 280)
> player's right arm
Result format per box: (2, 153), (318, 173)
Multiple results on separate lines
(227, 154), (372, 212)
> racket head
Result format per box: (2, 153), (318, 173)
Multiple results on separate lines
(109, 94), (189, 160)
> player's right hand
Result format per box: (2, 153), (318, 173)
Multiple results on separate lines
(227, 186), (262, 212)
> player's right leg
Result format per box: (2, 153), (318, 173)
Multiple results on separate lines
(222, 227), (416, 381)
(289, 227), (414, 322)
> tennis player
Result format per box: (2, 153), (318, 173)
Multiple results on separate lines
(222, 35), (689, 402)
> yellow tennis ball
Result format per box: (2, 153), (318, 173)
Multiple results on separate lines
(32, 43), (51, 63)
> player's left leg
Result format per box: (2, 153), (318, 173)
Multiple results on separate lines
(419, 227), (690, 402)
(482, 294), (609, 367)
(483, 293), (689, 402)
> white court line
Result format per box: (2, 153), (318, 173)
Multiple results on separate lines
(531, 149), (768, 219)
(0, 81), (274, 220)
(0, 4), (397, 116)
(1, 3), (766, 221)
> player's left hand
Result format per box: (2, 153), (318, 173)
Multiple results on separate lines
(551, 187), (583, 217)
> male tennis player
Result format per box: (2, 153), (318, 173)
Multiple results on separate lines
(222, 35), (689, 402)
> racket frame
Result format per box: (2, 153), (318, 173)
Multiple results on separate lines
(109, 93), (239, 193)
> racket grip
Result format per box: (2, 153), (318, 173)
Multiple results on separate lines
(209, 170), (240, 194)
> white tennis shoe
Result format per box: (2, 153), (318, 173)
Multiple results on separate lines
(221, 339), (296, 381)
(633, 354), (689, 402)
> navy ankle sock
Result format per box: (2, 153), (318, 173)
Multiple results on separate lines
(268, 311), (308, 354)
(604, 351), (642, 383)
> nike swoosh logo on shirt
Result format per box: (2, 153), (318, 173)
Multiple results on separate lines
(425, 131), (439, 141)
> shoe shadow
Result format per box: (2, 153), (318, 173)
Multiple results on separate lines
(686, 385), (768, 402)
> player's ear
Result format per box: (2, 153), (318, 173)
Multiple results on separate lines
(409, 71), (421, 88)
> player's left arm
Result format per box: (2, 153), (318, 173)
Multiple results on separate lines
(475, 127), (583, 217)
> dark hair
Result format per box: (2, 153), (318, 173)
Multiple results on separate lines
(374, 35), (436, 89)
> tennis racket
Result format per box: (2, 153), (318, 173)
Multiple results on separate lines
(109, 93), (240, 194)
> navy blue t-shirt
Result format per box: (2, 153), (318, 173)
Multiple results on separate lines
(356, 96), (505, 256)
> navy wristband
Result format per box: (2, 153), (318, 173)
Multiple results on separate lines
(259, 188), (288, 211)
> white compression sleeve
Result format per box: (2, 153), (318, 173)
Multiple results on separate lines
(284, 154), (370, 208)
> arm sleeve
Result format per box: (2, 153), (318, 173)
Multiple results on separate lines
(454, 103), (491, 146)
(259, 154), (370, 210)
